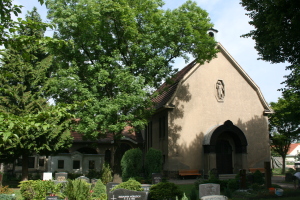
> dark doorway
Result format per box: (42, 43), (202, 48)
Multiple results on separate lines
(216, 139), (233, 174)
(114, 143), (131, 174)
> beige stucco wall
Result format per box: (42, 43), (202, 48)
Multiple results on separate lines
(165, 48), (270, 173)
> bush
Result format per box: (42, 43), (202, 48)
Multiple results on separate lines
(101, 163), (113, 184)
(145, 148), (163, 179)
(0, 185), (13, 194)
(0, 194), (16, 200)
(253, 170), (264, 185)
(111, 178), (143, 192)
(189, 188), (197, 200)
(91, 179), (107, 200)
(149, 182), (183, 200)
(64, 179), (92, 200)
(121, 148), (143, 181)
(19, 180), (63, 200)
(227, 179), (239, 191)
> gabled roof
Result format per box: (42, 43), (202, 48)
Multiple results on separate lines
(152, 43), (273, 114)
(287, 143), (300, 155)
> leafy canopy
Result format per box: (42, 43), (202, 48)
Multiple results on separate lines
(46, 0), (218, 138)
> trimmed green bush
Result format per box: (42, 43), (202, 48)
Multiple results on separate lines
(91, 179), (107, 200)
(111, 178), (143, 192)
(101, 163), (113, 184)
(149, 182), (183, 200)
(0, 194), (16, 200)
(64, 179), (92, 200)
(253, 170), (264, 185)
(121, 148), (143, 181)
(145, 148), (163, 179)
(19, 180), (63, 200)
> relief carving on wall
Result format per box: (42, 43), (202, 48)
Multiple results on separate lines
(216, 80), (225, 101)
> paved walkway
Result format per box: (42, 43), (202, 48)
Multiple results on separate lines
(169, 175), (295, 189)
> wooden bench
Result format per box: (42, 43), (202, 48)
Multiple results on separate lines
(248, 168), (265, 174)
(178, 169), (201, 179)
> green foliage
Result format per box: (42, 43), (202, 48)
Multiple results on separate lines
(45, 0), (218, 140)
(121, 148), (143, 181)
(253, 170), (264, 185)
(149, 182), (183, 200)
(101, 163), (113, 184)
(19, 180), (63, 200)
(91, 179), (107, 200)
(0, 186), (13, 194)
(223, 187), (232, 199)
(227, 179), (239, 191)
(111, 178), (143, 192)
(0, 194), (16, 200)
(87, 170), (101, 179)
(145, 148), (163, 179)
(189, 188), (197, 200)
(64, 179), (92, 200)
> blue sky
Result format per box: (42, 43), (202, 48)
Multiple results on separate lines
(13, 0), (289, 103)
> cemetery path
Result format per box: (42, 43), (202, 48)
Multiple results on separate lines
(169, 175), (295, 189)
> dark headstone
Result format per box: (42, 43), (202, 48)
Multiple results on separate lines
(91, 178), (98, 185)
(76, 176), (90, 183)
(106, 182), (120, 194)
(152, 173), (162, 184)
(108, 189), (147, 200)
(55, 172), (68, 182)
(239, 169), (246, 189)
(45, 196), (59, 200)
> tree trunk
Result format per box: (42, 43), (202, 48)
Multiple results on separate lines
(281, 155), (286, 174)
(22, 154), (29, 181)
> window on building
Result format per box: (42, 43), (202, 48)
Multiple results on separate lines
(39, 159), (44, 167)
(28, 157), (35, 168)
(73, 160), (80, 169)
(89, 160), (95, 169)
(58, 160), (64, 169)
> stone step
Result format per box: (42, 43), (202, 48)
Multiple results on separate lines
(219, 174), (236, 180)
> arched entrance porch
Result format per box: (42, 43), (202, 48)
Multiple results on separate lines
(203, 120), (248, 174)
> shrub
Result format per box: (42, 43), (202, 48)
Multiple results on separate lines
(189, 188), (197, 200)
(91, 179), (107, 200)
(253, 170), (264, 185)
(145, 148), (163, 179)
(87, 170), (101, 179)
(64, 179), (92, 200)
(0, 194), (16, 200)
(101, 163), (113, 184)
(227, 179), (239, 191)
(149, 182), (183, 200)
(0, 185), (13, 194)
(111, 178), (143, 192)
(121, 148), (143, 181)
(19, 180), (63, 200)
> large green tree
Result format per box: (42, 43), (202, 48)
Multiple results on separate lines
(46, 0), (218, 139)
(269, 97), (300, 174)
(0, 8), (74, 181)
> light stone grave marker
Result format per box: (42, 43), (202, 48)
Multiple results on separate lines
(55, 172), (68, 182)
(199, 183), (220, 198)
(45, 196), (59, 200)
(106, 182), (120, 195)
(76, 176), (90, 183)
(108, 188), (147, 200)
(141, 184), (151, 194)
(43, 172), (52, 181)
(200, 195), (228, 200)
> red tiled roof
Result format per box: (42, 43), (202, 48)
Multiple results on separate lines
(288, 143), (300, 155)
(152, 60), (197, 109)
(71, 126), (142, 143)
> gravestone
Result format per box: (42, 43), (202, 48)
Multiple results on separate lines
(152, 173), (162, 184)
(141, 184), (152, 194)
(106, 182), (120, 194)
(108, 189), (147, 200)
(43, 172), (53, 181)
(55, 172), (68, 182)
(199, 183), (220, 198)
(91, 178), (98, 185)
(45, 196), (59, 200)
(200, 195), (228, 200)
(76, 176), (90, 183)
